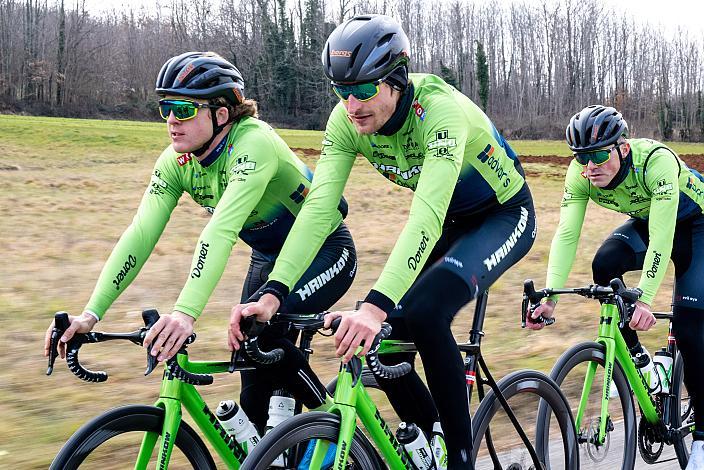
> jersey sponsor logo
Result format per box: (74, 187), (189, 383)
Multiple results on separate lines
(653, 179), (674, 196)
(190, 241), (210, 279)
(148, 170), (169, 195)
(476, 144), (512, 188)
(407, 231), (430, 271)
(296, 248), (350, 300)
(483, 207), (529, 272)
(372, 162), (422, 181)
(112, 254), (137, 290)
(230, 155), (256, 176)
(372, 150), (396, 161)
(596, 193), (619, 207)
(371, 142), (391, 149)
(411, 99), (426, 121)
(330, 49), (352, 57)
(289, 183), (309, 203)
(645, 251), (662, 279)
(402, 138), (419, 152)
(629, 191), (649, 205)
(176, 153), (192, 166)
(686, 177), (704, 198)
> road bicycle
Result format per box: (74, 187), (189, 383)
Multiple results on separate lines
(46, 308), (377, 469)
(241, 290), (580, 469)
(525, 278), (693, 469)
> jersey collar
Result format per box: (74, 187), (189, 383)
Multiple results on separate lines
(198, 132), (230, 168)
(376, 83), (415, 136)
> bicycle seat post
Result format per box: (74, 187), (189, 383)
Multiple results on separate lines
(469, 291), (489, 346)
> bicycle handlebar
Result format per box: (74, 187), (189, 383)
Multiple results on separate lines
(521, 278), (643, 328)
(47, 309), (212, 385)
(241, 313), (411, 379)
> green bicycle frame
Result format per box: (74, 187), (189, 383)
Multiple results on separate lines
(308, 355), (413, 470)
(575, 301), (660, 444)
(135, 355), (245, 470)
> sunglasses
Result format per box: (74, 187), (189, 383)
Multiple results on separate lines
(573, 146), (615, 166)
(158, 99), (220, 121)
(331, 66), (403, 102)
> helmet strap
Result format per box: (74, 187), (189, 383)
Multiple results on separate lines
(192, 108), (228, 157)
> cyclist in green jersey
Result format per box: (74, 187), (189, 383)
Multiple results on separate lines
(43, 52), (358, 431)
(528, 105), (704, 467)
(231, 15), (537, 468)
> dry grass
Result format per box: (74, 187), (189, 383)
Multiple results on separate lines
(0, 115), (682, 468)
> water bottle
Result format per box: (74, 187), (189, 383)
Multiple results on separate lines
(215, 400), (260, 453)
(430, 421), (448, 470)
(633, 346), (659, 393)
(653, 349), (673, 394)
(396, 422), (435, 470)
(265, 390), (296, 467)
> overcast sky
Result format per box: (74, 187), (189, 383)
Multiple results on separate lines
(82, 0), (704, 36)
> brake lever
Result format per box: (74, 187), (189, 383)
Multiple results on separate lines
(47, 311), (71, 375)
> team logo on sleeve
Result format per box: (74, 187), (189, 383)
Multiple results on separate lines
(653, 179), (674, 196)
(289, 183), (309, 203)
(230, 155), (256, 176)
(148, 170), (169, 195)
(176, 153), (192, 166)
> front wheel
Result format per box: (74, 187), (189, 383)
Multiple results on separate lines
(472, 369), (579, 470)
(672, 353), (693, 467)
(240, 411), (382, 469)
(50, 405), (216, 470)
(547, 341), (636, 470)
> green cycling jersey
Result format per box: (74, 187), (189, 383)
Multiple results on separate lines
(268, 73), (526, 309)
(85, 117), (343, 320)
(547, 138), (704, 305)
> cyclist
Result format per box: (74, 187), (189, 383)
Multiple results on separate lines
(230, 15), (537, 468)
(528, 105), (704, 466)
(43, 51), (358, 432)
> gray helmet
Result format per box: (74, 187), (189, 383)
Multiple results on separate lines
(155, 51), (244, 105)
(322, 14), (410, 84)
(566, 105), (628, 152)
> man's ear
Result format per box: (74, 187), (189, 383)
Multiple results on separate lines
(216, 107), (230, 126)
(620, 141), (630, 156)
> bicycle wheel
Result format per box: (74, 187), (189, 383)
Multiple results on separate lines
(672, 354), (693, 467)
(548, 341), (636, 470)
(50, 405), (216, 470)
(240, 411), (382, 469)
(472, 369), (579, 470)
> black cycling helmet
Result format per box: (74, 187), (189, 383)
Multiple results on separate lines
(155, 51), (244, 105)
(322, 14), (410, 85)
(566, 105), (629, 152)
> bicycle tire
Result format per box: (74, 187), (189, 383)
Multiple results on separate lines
(671, 353), (692, 467)
(548, 341), (636, 470)
(472, 369), (579, 470)
(50, 405), (216, 470)
(240, 411), (383, 469)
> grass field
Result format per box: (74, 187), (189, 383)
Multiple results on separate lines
(1, 114), (701, 468)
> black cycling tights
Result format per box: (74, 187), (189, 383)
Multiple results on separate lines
(673, 306), (704, 440)
(377, 269), (475, 469)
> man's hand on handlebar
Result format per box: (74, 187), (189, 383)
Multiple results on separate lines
(526, 300), (556, 331)
(228, 294), (280, 351)
(44, 312), (97, 359)
(143, 311), (195, 362)
(629, 300), (656, 331)
(324, 303), (385, 364)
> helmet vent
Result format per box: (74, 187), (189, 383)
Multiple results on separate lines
(377, 33), (395, 47)
(375, 51), (391, 70)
